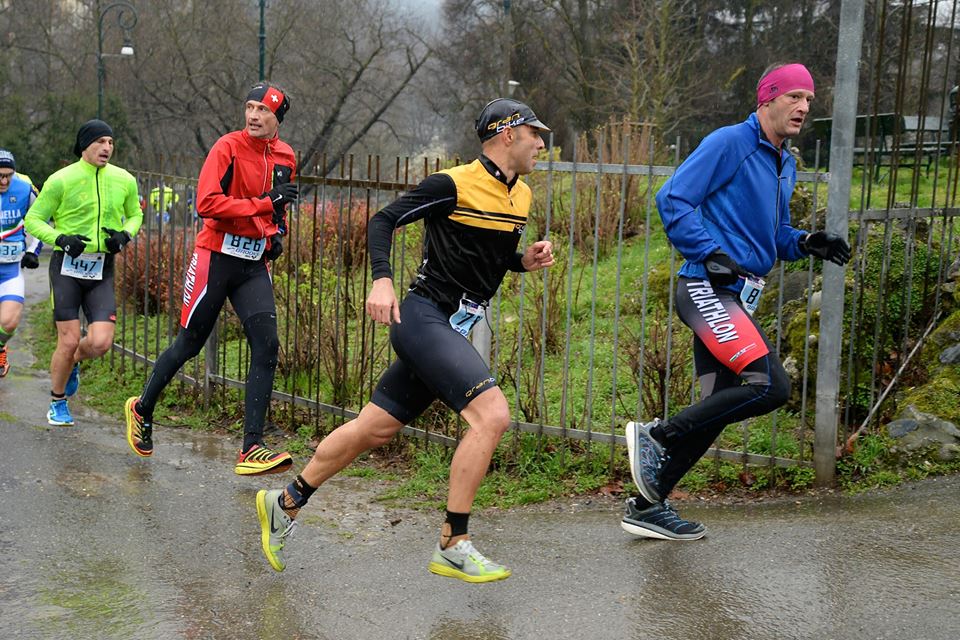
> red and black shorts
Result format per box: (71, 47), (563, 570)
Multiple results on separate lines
(179, 247), (275, 334)
(675, 277), (770, 375)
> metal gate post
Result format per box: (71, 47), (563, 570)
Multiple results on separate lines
(815, 0), (865, 485)
(203, 321), (218, 409)
(472, 315), (492, 365)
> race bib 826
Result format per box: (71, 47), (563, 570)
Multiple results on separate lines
(221, 233), (265, 260)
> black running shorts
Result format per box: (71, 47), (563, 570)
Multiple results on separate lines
(371, 293), (497, 423)
(48, 251), (117, 323)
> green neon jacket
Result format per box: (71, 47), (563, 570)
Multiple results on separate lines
(25, 159), (142, 253)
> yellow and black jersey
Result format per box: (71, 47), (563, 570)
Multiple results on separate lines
(368, 155), (530, 312)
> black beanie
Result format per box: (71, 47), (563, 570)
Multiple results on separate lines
(73, 119), (114, 158)
(246, 83), (290, 123)
(0, 149), (14, 170)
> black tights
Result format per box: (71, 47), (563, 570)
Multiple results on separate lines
(139, 311), (279, 450)
(657, 343), (790, 496)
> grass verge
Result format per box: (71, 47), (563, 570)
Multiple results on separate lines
(26, 298), (960, 511)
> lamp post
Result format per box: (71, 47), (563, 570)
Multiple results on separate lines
(97, 1), (138, 119)
(259, 0), (266, 81)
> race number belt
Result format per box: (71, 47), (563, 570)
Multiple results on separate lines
(449, 296), (486, 336)
(739, 276), (765, 316)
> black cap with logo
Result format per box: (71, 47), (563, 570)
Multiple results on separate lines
(475, 98), (550, 142)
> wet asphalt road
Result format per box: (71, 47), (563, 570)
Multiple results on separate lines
(1, 266), (959, 640)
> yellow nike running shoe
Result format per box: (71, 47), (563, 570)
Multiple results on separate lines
(124, 396), (153, 457)
(256, 489), (297, 572)
(428, 539), (512, 583)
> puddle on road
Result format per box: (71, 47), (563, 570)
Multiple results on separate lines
(32, 558), (152, 639)
(56, 470), (121, 498)
(428, 616), (511, 640)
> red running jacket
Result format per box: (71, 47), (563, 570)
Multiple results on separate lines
(194, 129), (296, 253)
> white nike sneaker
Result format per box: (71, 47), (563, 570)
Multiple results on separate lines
(256, 489), (297, 572)
(428, 539), (511, 583)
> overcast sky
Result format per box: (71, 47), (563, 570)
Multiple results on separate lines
(395, 0), (443, 17)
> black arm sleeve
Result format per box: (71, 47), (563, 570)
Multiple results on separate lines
(508, 252), (526, 272)
(368, 173), (457, 281)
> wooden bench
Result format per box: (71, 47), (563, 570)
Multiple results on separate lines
(898, 115), (954, 173)
(811, 113), (955, 180)
(811, 113), (901, 179)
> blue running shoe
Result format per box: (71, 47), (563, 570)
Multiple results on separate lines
(620, 498), (706, 540)
(47, 398), (74, 426)
(625, 419), (667, 503)
(65, 363), (80, 397)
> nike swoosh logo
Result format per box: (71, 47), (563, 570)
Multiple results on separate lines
(270, 510), (282, 534)
(445, 557), (465, 571)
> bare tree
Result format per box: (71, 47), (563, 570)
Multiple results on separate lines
(2, 0), (434, 176)
(597, 0), (706, 142)
(432, 0), (843, 158)
(285, 0), (431, 171)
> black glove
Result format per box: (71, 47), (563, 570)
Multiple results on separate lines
(55, 234), (91, 259)
(703, 250), (748, 288)
(267, 183), (298, 218)
(264, 235), (283, 261)
(802, 231), (851, 266)
(20, 252), (39, 269)
(102, 227), (132, 254)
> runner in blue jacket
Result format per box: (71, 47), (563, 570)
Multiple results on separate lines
(657, 111), (808, 285)
(0, 149), (41, 379)
(623, 63), (851, 540)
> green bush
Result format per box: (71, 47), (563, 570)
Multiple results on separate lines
(380, 433), (612, 509)
(852, 232), (939, 358)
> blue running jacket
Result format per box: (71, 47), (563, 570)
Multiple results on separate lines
(655, 113), (808, 290)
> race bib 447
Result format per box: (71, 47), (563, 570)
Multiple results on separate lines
(61, 253), (105, 280)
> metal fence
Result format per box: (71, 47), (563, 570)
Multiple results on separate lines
(98, 1), (960, 486)
(114, 125), (958, 483)
(117, 139), (804, 466)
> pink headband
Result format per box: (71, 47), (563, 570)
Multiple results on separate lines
(757, 64), (815, 107)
